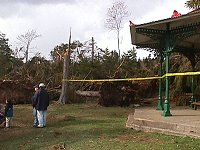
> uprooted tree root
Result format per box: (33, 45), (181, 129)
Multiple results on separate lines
(98, 81), (137, 107)
(0, 79), (34, 104)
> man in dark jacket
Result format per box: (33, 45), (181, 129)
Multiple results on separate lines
(33, 83), (49, 128)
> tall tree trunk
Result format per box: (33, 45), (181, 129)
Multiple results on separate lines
(25, 44), (29, 63)
(117, 30), (120, 60)
(58, 29), (71, 104)
(91, 37), (94, 62)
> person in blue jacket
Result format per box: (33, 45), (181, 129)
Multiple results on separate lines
(33, 83), (49, 128)
(5, 99), (13, 128)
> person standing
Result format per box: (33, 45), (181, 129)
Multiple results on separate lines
(34, 83), (49, 128)
(32, 84), (39, 127)
(5, 99), (13, 128)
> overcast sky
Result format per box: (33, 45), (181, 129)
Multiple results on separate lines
(0, 0), (190, 59)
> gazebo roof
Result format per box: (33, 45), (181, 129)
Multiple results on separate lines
(130, 10), (200, 52)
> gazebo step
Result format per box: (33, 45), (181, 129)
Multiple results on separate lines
(126, 108), (200, 138)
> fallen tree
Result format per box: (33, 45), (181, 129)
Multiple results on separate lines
(75, 90), (100, 97)
(0, 79), (33, 104)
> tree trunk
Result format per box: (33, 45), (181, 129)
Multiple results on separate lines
(92, 37), (94, 62)
(117, 30), (120, 60)
(58, 54), (68, 104)
(25, 44), (29, 63)
(58, 29), (71, 104)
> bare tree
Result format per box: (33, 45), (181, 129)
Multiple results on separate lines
(17, 29), (41, 62)
(105, 1), (129, 58)
(58, 29), (72, 104)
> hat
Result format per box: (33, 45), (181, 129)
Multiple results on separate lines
(39, 83), (45, 87)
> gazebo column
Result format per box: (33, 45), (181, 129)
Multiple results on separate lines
(191, 66), (197, 108)
(163, 49), (172, 116)
(157, 53), (164, 110)
(163, 24), (172, 117)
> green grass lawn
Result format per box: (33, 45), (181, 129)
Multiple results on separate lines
(1, 103), (200, 150)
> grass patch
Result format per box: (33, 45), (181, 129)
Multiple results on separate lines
(0, 103), (200, 150)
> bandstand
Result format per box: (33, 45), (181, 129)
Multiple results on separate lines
(130, 10), (200, 116)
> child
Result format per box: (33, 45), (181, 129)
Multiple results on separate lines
(5, 99), (13, 128)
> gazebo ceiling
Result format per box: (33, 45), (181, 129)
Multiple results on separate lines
(130, 11), (200, 52)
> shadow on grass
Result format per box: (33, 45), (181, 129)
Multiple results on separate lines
(48, 115), (123, 128)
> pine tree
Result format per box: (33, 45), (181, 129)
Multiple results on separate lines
(185, 0), (200, 10)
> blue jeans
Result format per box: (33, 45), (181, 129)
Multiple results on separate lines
(5, 117), (12, 128)
(37, 110), (47, 127)
(33, 108), (38, 126)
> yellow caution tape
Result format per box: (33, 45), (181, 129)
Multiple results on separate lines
(63, 71), (200, 82)
(165, 71), (200, 77)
